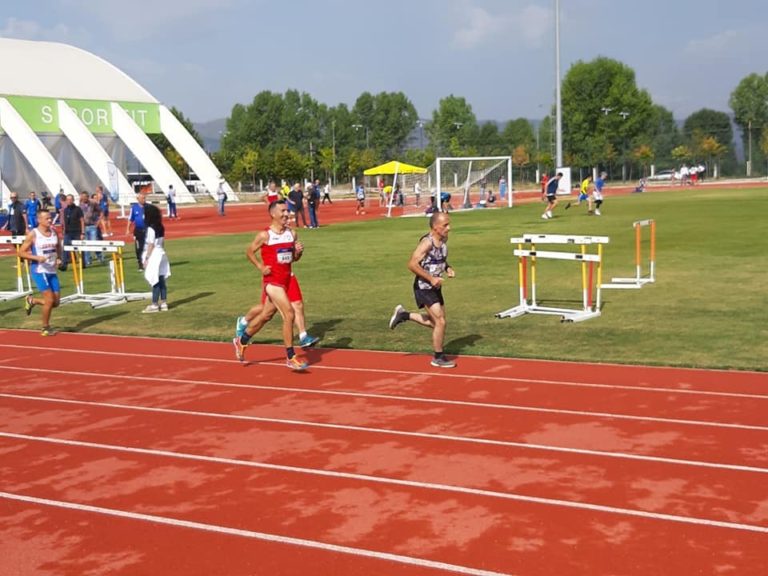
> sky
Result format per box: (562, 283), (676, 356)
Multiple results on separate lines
(2, 0), (768, 125)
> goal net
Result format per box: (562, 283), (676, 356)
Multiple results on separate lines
(392, 156), (513, 217)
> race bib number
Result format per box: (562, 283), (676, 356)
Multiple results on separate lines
(276, 248), (293, 264)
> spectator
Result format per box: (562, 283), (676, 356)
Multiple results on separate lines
(355, 183), (366, 215)
(82, 192), (104, 265)
(126, 192), (147, 271)
(141, 203), (171, 313)
(59, 194), (84, 270)
(96, 185), (113, 237)
(322, 181), (333, 204)
(216, 180), (228, 216)
(166, 184), (178, 219)
(306, 181), (320, 228)
(25, 191), (41, 229)
(5, 192), (26, 236)
(288, 183), (308, 227)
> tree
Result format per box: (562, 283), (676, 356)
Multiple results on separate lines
(683, 108), (736, 175)
(427, 95), (478, 155)
(273, 148), (307, 183)
(561, 57), (654, 175)
(511, 145), (531, 183)
(698, 136), (728, 178)
(632, 144), (654, 177)
(351, 92), (417, 156)
(729, 72), (768, 175)
(671, 145), (693, 165)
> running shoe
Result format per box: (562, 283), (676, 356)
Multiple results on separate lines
(235, 316), (247, 338)
(142, 304), (160, 314)
(160, 303), (169, 311)
(24, 295), (34, 316)
(565, 202), (571, 210)
(287, 356), (308, 371)
(430, 356), (456, 369)
(389, 305), (409, 330)
(40, 326), (56, 337)
(232, 337), (248, 362)
(299, 334), (320, 348)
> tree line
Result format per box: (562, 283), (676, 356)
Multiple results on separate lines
(161, 58), (768, 186)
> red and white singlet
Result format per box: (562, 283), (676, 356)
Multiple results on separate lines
(261, 226), (295, 287)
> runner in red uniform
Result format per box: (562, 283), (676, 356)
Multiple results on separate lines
(233, 200), (308, 370)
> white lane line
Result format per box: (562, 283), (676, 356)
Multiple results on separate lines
(4, 329), (766, 376)
(0, 366), (765, 432)
(0, 491), (512, 576)
(1, 343), (765, 400)
(3, 431), (767, 534)
(2, 392), (766, 475)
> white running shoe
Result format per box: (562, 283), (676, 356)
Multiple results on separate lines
(142, 304), (160, 314)
(595, 209), (601, 216)
(541, 213), (549, 219)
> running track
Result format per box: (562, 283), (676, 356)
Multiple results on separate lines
(1, 329), (766, 575)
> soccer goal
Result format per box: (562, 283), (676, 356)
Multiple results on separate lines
(398, 156), (513, 217)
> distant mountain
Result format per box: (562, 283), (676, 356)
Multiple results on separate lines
(194, 118), (227, 152)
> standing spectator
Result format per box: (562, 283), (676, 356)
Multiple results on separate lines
(82, 192), (104, 265)
(322, 181), (333, 204)
(499, 176), (508, 200)
(96, 185), (113, 237)
(264, 180), (280, 204)
(141, 203), (171, 313)
(388, 212), (456, 368)
(53, 189), (66, 226)
(288, 183), (308, 228)
(59, 194), (84, 271)
(541, 172), (562, 219)
(394, 183), (404, 206)
(25, 191), (41, 229)
(540, 173), (549, 196)
(414, 181), (422, 206)
(306, 181), (320, 228)
(40, 191), (53, 212)
(166, 184), (178, 219)
(216, 179), (228, 216)
(126, 191), (147, 271)
(355, 183), (366, 215)
(5, 192), (26, 236)
(20, 210), (62, 336)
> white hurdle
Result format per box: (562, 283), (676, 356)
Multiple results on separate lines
(59, 240), (151, 308)
(496, 233), (610, 323)
(0, 235), (32, 302)
(601, 219), (656, 289)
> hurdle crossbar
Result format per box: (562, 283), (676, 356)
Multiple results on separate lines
(496, 233), (609, 323)
(0, 236), (32, 302)
(59, 240), (150, 308)
(601, 219), (656, 289)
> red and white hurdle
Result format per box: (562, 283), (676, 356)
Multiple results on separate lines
(496, 233), (610, 323)
(601, 219), (656, 289)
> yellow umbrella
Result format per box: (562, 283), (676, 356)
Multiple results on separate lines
(363, 161), (427, 175)
(364, 161), (427, 217)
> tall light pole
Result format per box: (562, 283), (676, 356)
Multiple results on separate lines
(331, 120), (336, 185)
(748, 119), (753, 177)
(619, 111), (630, 181)
(555, 0), (563, 168)
(417, 120), (426, 150)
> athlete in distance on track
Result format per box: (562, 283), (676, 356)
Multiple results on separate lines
(232, 200), (308, 371)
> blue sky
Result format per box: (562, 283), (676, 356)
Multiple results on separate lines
(3, 0), (767, 123)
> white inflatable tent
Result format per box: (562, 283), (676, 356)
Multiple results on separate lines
(0, 37), (234, 207)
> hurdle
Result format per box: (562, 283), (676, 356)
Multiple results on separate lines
(496, 233), (610, 323)
(59, 240), (151, 308)
(601, 219), (656, 289)
(0, 235), (32, 302)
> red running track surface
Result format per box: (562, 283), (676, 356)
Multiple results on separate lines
(0, 329), (766, 575)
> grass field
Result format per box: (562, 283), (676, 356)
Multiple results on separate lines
(3, 185), (767, 371)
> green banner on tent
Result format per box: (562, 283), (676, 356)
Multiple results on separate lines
(4, 95), (161, 134)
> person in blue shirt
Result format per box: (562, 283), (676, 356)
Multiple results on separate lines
(25, 191), (41, 229)
(126, 191), (147, 271)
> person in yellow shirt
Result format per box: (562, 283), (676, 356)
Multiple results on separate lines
(566, 175), (592, 210)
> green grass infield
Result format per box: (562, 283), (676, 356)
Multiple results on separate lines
(3, 185), (767, 372)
